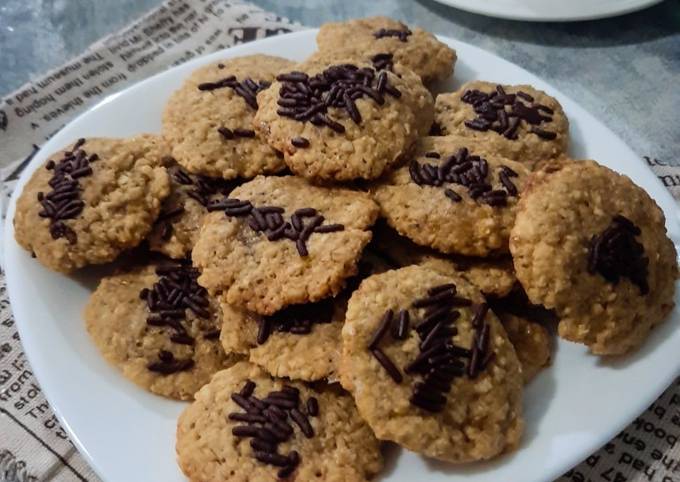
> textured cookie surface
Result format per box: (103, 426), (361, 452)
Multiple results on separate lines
(14, 136), (170, 273)
(315, 16), (456, 83)
(84, 263), (238, 400)
(434, 81), (569, 167)
(162, 55), (292, 179)
(498, 313), (551, 383)
(342, 265), (523, 462)
(148, 164), (242, 259)
(176, 362), (383, 482)
(510, 161), (677, 355)
(193, 176), (379, 315)
(254, 58), (432, 181)
(373, 136), (530, 256)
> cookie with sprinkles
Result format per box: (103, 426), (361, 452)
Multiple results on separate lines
(219, 251), (392, 382)
(253, 58), (433, 182)
(373, 136), (530, 257)
(341, 265), (523, 462)
(510, 160), (678, 355)
(14, 136), (170, 273)
(192, 175), (379, 315)
(148, 163), (242, 259)
(84, 262), (240, 400)
(315, 16), (456, 84)
(434, 81), (569, 167)
(371, 222), (517, 298)
(176, 362), (383, 482)
(162, 55), (293, 180)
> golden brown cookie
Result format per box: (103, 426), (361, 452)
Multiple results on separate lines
(498, 313), (551, 383)
(176, 362), (383, 482)
(373, 136), (530, 256)
(342, 265), (523, 462)
(510, 161), (678, 355)
(434, 81), (569, 167)
(219, 251), (392, 382)
(162, 55), (293, 180)
(14, 136), (170, 273)
(253, 58), (433, 182)
(84, 262), (239, 400)
(148, 164), (242, 259)
(192, 176), (379, 315)
(315, 16), (456, 84)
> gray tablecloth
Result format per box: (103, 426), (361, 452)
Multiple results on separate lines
(0, 1), (678, 481)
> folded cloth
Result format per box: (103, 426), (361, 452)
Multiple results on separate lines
(0, 1), (677, 481)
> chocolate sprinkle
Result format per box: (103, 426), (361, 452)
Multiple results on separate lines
(38, 138), (97, 244)
(197, 75), (270, 109)
(229, 380), (313, 478)
(291, 136), (310, 148)
(371, 348), (403, 383)
(373, 26), (412, 42)
(461, 85), (557, 141)
(588, 215), (649, 295)
(275, 63), (401, 132)
(147, 350), (194, 374)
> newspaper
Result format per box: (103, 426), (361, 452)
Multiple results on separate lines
(0, 1), (677, 481)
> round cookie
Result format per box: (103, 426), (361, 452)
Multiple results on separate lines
(434, 81), (569, 167)
(253, 58), (433, 182)
(342, 265), (523, 462)
(371, 223), (517, 298)
(14, 136), (170, 273)
(176, 362), (383, 482)
(315, 16), (456, 84)
(373, 136), (530, 257)
(192, 175), (379, 315)
(220, 298), (346, 382)
(510, 160), (678, 355)
(497, 313), (551, 384)
(85, 262), (239, 400)
(219, 251), (392, 382)
(148, 163), (242, 259)
(162, 55), (293, 180)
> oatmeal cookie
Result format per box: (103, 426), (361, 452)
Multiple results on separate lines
(162, 55), (293, 180)
(192, 176), (379, 315)
(148, 163), (242, 258)
(253, 59), (433, 181)
(315, 16), (456, 84)
(176, 362), (383, 482)
(497, 313), (551, 383)
(434, 81), (569, 167)
(510, 160), (678, 355)
(373, 136), (530, 256)
(14, 136), (170, 273)
(341, 265), (523, 462)
(84, 263), (239, 400)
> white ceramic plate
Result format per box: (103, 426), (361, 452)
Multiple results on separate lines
(4, 30), (680, 482)
(428, 0), (663, 22)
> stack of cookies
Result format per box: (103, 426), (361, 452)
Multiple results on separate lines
(13, 16), (677, 482)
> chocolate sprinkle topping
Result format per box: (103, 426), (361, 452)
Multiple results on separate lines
(147, 350), (194, 374)
(409, 148), (518, 207)
(38, 138), (97, 244)
(588, 215), (649, 295)
(373, 26), (412, 42)
(275, 64), (401, 132)
(229, 380), (314, 478)
(256, 298), (334, 345)
(371, 52), (394, 72)
(460, 85), (557, 141)
(221, 199), (345, 257)
(197, 75), (270, 109)
(291, 136), (310, 148)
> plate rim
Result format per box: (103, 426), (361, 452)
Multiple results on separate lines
(4, 28), (680, 482)
(427, 0), (664, 22)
